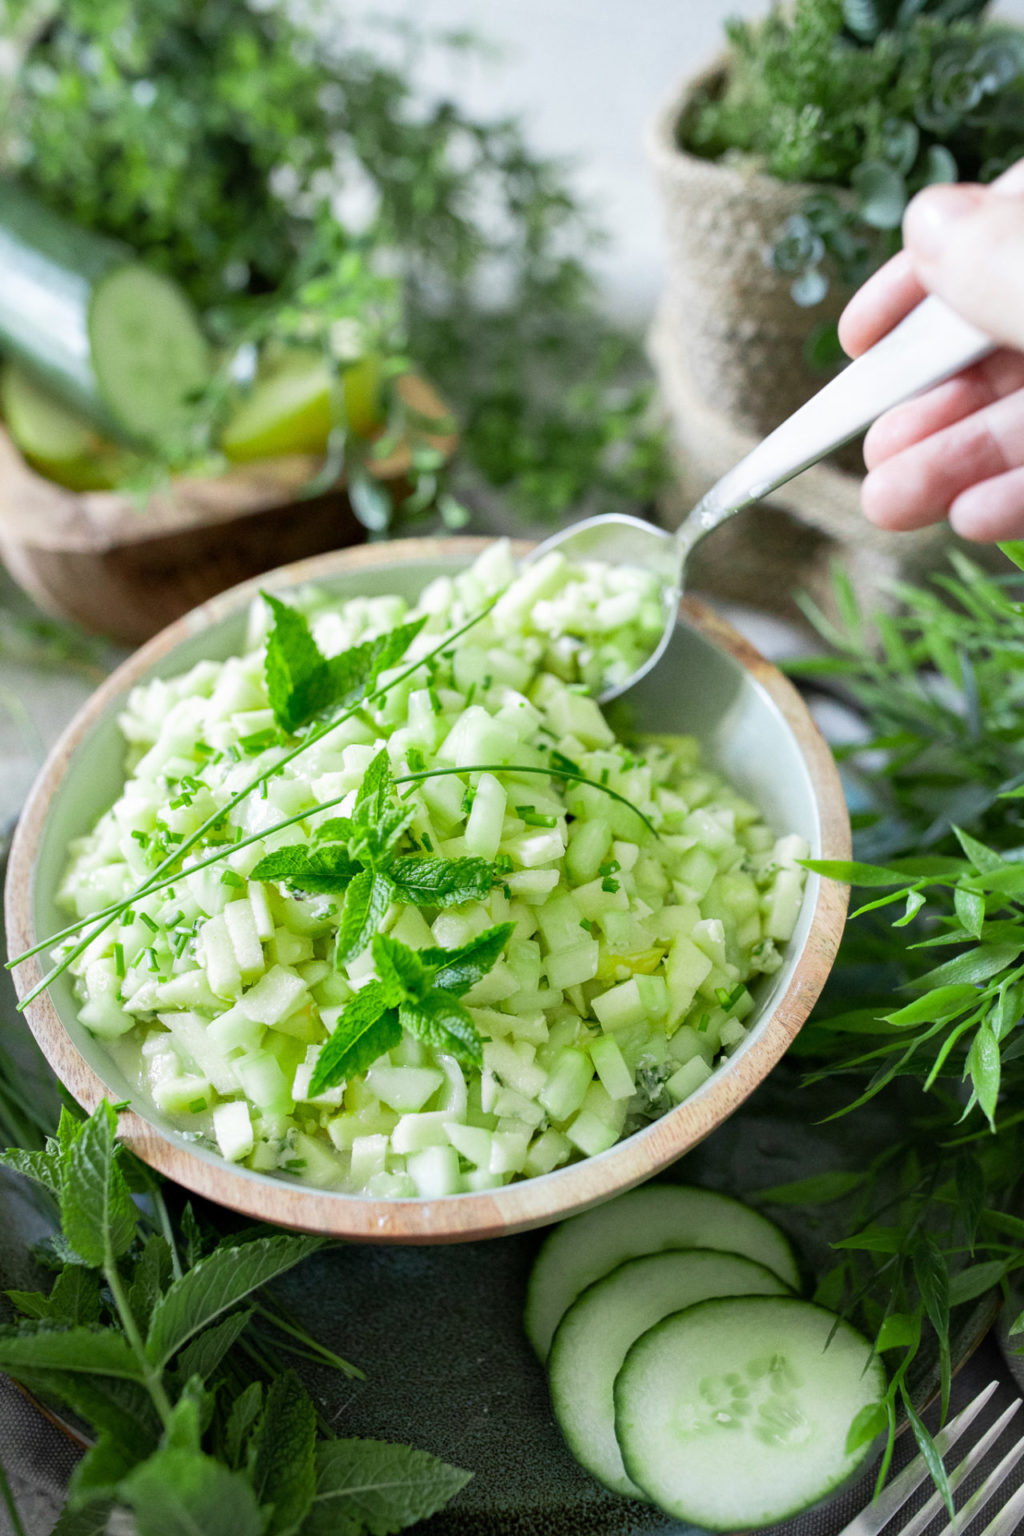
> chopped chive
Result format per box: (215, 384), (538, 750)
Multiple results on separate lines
(220, 870), (245, 888)
(130, 829), (150, 847)
(139, 912), (158, 933)
(579, 918), (595, 933)
(601, 876), (620, 894)
(421, 832), (434, 852)
(516, 806), (558, 828)
(113, 943), (125, 978)
(188, 1098), (208, 1114)
(599, 860), (621, 877)
(696, 1013), (711, 1033)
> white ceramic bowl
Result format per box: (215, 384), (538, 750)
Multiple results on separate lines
(5, 538), (849, 1241)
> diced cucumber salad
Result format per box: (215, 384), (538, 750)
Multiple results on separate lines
(56, 542), (808, 1197)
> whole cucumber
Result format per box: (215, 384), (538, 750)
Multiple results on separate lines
(0, 179), (209, 449)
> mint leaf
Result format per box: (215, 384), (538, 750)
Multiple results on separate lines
(162, 1379), (206, 1453)
(68, 1431), (138, 1507)
(304, 1439), (472, 1536)
(49, 1499), (116, 1536)
(372, 934), (428, 1001)
(144, 1233), (324, 1370)
(248, 1369), (317, 1536)
(263, 593), (327, 735)
(0, 1324), (143, 1379)
(60, 1101), (137, 1269)
(119, 1448), (264, 1536)
(400, 992), (484, 1068)
(0, 1145), (63, 1194)
(263, 597), (426, 734)
(354, 749), (395, 827)
(336, 869), (395, 967)
(251, 842), (360, 894)
(420, 922), (515, 997)
(128, 1235), (173, 1333)
(389, 855), (495, 908)
(14, 1369), (158, 1456)
(309, 984), (402, 1095)
(324, 617), (426, 713)
(174, 1307), (255, 1385)
(224, 1381), (263, 1471)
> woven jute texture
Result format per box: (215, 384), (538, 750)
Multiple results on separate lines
(646, 67), (858, 442)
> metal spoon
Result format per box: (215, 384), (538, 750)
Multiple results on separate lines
(531, 294), (996, 702)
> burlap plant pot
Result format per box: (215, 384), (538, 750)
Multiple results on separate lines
(645, 64), (980, 618)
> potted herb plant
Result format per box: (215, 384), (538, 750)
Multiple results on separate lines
(646, 0), (1024, 591)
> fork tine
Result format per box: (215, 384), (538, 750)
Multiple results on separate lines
(930, 1422), (1024, 1536)
(973, 1474), (1024, 1536)
(839, 1381), (1000, 1536)
(888, 1400), (1023, 1536)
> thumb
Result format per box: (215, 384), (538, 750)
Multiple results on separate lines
(903, 178), (1024, 352)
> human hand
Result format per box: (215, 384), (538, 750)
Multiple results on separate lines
(838, 158), (1024, 541)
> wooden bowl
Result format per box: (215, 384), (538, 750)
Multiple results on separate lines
(0, 373), (456, 647)
(5, 537), (850, 1242)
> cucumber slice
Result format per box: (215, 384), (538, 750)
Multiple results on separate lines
(549, 1249), (792, 1498)
(615, 1296), (885, 1530)
(221, 348), (334, 461)
(1, 361), (124, 489)
(524, 1185), (800, 1359)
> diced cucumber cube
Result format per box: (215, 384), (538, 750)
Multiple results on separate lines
(151, 1074), (212, 1115)
(544, 939), (599, 992)
(720, 1017), (748, 1050)
(766, 867), (805, 941)
(566, 1108), (619, 1157)
(464, 772), (506, 860)
(158, 1010), (240, 1096)
(523, 1128), (571, 1178)
(350, 1133), (389, 1189)
(589, 1036), (635, 1099)
(445, 1122), (494, 1167)
(234, 1051), (293, 1114)
(365, 1065), (444, 1113)
(152, 971), (220, 1010)
(538, 1047), (592, 1121)
(79, 958), (135, 1038)
(483, 1039), (547, 1099)
(407, 1144), (462, 1198)
(666, 1054), (713, 1103)
(391, 1111), (452, 1154)
(271, 927), (314, 966)
(666, 935), (714, 1023)
(214, 1100), (255, 1162)
(592, 977), (646, 1033)
(565, 817), (612, 885)
(490, 1126), (530, 1175)
(222, 899), (264, 981)
(239, 965), (307, 1026)
(288, 1131), (346, 1188)
(207, 1004), (265, 1054)
(198, 913), (242, 999)
(248, 883), (276, 942)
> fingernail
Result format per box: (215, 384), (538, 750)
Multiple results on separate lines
(904, 185), (982, 259)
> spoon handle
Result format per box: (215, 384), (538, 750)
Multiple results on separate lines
(677, 294), (996, 553)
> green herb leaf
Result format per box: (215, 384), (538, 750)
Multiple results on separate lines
(753, 1170), (864, 1205)
(845, 1399), (887, 1456)
(119, 1448), (265, 1536)
(884, 986), (979, 1028)
(145, 1233), (324, 1370)
(335, 869), (396, 967)
(60, 1101), (137, 1269)
(67, 1433), (139, 1507)
(174, 1308), (255, 1386)
(903, 1397), (955, 1520)
(947, 1260), (1007, 1306)
(309, 984), (403, 1094)
(399, 992), (484, 1068)
(248, 1369), (318, 1536)
(224, 1381), (264, 1471)
(251, 843), (360, 894)
(389, 855), (495, 908)
(264, 597), (425, 735)
(353, 749), (396, 828)
(419, 922), (515, 997)
(875, 1312), (921, 1352)
(304, 1439), (472, 1536)
(0, 1324), (144, 1380)
(912, 943), (1023, 991)
(0, 1145), (63, 1195)
(48, 1499), (116, 1536)
(372, 935), (429, 1001)
(128, 1236), (174, 1333)
(967, 1019), (1001, 1130)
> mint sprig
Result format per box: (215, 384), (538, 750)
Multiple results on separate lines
(0, 1102), (471, 1533)
(310, 925), (513, 1093)
(263, 594), (426, 736)
(251, 749), (498, 966)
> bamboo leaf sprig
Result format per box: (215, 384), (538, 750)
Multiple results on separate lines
(0, 1101), (470, 1533)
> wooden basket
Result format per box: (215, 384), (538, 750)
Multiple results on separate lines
(0, 375), (455, 647)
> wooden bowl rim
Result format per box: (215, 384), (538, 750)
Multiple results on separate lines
(5, 536), (850, 1242)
